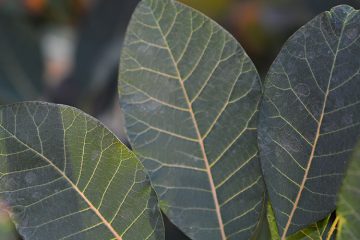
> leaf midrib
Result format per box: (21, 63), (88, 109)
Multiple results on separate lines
(0, 123), (123, 240)
(281, 13), (349, 239)
(145, 3), (227, 239)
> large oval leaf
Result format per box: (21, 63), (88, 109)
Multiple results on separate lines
(0, 102), (164, 240)
(0, 14), (43, 104)
(259, 5), (360, 238)
(118, 0), (265, 239)
(337, 141), (360, 240)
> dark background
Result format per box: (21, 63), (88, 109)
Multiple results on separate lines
(0, 0), (359, 239)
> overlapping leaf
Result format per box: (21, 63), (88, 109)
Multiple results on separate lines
(267, 203), (333, 240)
(0, 102), (164, 240)
(0, 14), (43, 104)
(119, 0), (265, 239)
(337, 141), (360, 240)
(259, 5), (360, 238)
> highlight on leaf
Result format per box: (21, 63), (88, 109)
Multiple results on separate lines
(337, 140), (360, 240)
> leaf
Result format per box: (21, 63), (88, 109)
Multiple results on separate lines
(0, 13), (43, 104)
(0, 210), (19, 240)
(267, 202), (332, 240)
(258, 5), (360, 237)
(267, 203), (281, 240)
(252, 206), (271, 240)
(337, 141), (360, 240)
(290, 215), (331, 240)
(118, 0), (265, 239)
(0, 102), (164, 240)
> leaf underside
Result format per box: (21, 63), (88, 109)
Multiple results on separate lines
(119, 0), (265, 239)
(0, 14), (43, 104)
(0, 102), (164, 240)
(337, 141), (360, 240)
(259, 5), (360, 237)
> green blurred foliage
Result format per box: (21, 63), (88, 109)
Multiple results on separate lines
(0, 210), (18, 240)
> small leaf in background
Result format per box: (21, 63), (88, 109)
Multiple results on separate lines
(0, 102), (164, 240)
(267, 202), (333, 240)
(252, 207), (271, 240)
(119, 0), (265, 239)
(337, 141), (360, 240)
(259, 5), (360, 237)
(267, 203), (281, 240)
(0, 13), (43, 104)
(0, 206), (19, 240)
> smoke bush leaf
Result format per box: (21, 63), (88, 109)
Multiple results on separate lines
(259, 5), (360, 238)
(0, 102), (164, 240)
(118, 0), (265, 239)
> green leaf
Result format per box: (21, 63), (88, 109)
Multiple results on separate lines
(291, 215), (330, 240)
(0, 102), (164, 240)
(0, 210), (19, 240)
(0, 14), (43, 104)
(118, 0), (265, 239)
(337, 141), (360, 239)
(267, 203), (281, 240)
(259, 4), (360, 238)
(252, 205), (271, 240)
(267, 203), (332, 240)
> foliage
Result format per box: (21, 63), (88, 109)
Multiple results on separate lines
(119, 0), (265, 239)
(0, 0), (359, 239)
(259, 4), (360, 237)
(0, 102), (164, 240)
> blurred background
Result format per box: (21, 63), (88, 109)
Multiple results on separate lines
(0, 0), (359, 239)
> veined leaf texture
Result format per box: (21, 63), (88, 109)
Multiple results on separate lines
(119, 0), (265, 239)
(0, 102), (164, 240)
(259, 5), (360, 238)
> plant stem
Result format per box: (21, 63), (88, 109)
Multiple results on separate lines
(326, 216), (340, 240)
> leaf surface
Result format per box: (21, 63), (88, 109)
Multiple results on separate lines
(119, 0), (265, 239)
(0, 102), (164, 240)
(337, 141), (360, 240)
(259, 5), (360, 237)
